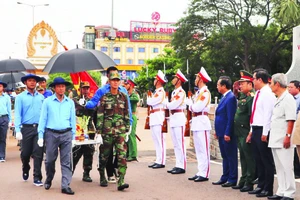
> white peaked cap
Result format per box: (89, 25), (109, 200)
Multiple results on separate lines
(196, 67), (211, 83)
(175, 69), (188, 83)
(156, 70), (167, 83)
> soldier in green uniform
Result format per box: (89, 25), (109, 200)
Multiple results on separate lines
(232, 70), (256, 192)
(97, 72), (130, 191)
(72, 81), (96, 182)
(124, 78), (139, 161)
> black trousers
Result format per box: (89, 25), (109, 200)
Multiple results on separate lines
(21, 126), (44, 181)
(106, 146), (118, 177)
(251, 126), (274, 193)
(294, 148), (300, 177)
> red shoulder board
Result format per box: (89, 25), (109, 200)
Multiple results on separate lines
(204, 89), (207, 92)
(158, 89), (162, 92)
(179, 89), (182, 92)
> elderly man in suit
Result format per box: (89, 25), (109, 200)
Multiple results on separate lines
(213, 76), (238, 187)
(268, 73), (296, 200)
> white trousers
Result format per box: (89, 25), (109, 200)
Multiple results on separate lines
(272, 148), (296, 198)
(193, 130), (210, 178)
(150, 125), (166, 165)
(170, 126), (186, 169)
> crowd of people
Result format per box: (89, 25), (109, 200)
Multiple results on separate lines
(0, 66), (299, 199)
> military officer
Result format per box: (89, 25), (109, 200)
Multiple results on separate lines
(147, 70), (167, 169)
(124, 78), (139, 162)
(97, 72), (130, 191)
(72, 81), (96, 182)
(166, 69), (188, 174)
(231, 70), (256, 192)
(186, 67), (212, 182)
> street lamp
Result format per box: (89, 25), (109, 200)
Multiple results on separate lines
(109, 0), (116, 59)
(17, 2), (49, 27)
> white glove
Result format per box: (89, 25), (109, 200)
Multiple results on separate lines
(72, 140), (76, 148)
(95, 134), (103, 144)
(16, 132), (22, 140)
(125, 126), (132, 142)
(185, 97), (193, 106)
(37, 138), (44, 147)
(79, 98), (85, 106)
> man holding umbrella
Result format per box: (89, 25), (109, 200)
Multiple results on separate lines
(37, 77), (76, 195)
(14, 74), (44, 186)
(0, 80), (11, 162)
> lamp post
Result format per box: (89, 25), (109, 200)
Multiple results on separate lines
(109, 0), (116, 59)
(17, 2), (49, 27)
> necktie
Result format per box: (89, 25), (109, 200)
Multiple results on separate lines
(250, 90), (261, 124)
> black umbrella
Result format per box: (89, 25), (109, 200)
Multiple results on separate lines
(0, 72), (28, 89)
(0, 58), (36, 73)
(43, 47), (116, 74)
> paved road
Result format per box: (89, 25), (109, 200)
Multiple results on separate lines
(0, 107), (299, 200)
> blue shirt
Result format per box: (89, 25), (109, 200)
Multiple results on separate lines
(85, 84), (133, 125)
(43, 89), (53, 98)
(0, 93), (11, 122)
(294, 93), (300, 116)
(14, 90), (44, 132)
(38, 94), (76, 139)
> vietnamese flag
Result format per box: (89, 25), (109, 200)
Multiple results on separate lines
(70, 71), (98, 98)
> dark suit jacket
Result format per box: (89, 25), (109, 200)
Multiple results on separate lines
(215, 91), (237, 137)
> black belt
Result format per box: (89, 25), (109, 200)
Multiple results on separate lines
(0, 114), (8, 118)
(22, 124), (38, 128)
(251, 126), (263, 130)
(47, 128), (72, 134)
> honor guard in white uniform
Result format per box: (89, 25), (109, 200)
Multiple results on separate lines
(166, 69), (188, 174)
(147, 70), (167, 169)
(186, 67), (212, 182)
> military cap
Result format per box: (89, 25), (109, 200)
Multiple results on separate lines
(156, 70), (167, 83)
(173, 69), (188, 83)
(195, 67), (211, 83)
(80, 81), (90, 88)
(109, 72), (121, 80)
(239, 70), (253, 82)
(125, 78), (137, 87)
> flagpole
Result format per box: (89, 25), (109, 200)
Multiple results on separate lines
(187, 59), (189, 74)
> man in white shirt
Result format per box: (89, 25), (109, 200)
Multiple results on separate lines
(268, 73), (296, 200)
(247, 69), (276, 198)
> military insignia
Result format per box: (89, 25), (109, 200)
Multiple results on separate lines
(200, 95), (206, 101)
(158, 89), (162, 92)
(179, 89), (182, 92)
(154, 93), (159, 97)
(174, 95), (180, 100)
(250, 92), (255, 97)
(241, 99), (246, 102)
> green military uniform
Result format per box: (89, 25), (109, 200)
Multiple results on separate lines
(126, 79), (139, 161)
(72, 81), (96, 182)
(234, 70), (256, 189)
(97, 72), (130, 190)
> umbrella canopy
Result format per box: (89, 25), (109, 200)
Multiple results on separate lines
(0, 72), (28, 89)
(0, 58), (36, 73)
(43, 48), (116, 74)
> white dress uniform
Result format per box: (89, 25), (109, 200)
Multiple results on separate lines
(269, 90), (296, 198)
(166, 69), (188, 170)
(147, 70), (167, 165)
(189, 67), (212, 178)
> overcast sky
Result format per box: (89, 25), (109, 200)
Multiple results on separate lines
(0, 0), (190, 59)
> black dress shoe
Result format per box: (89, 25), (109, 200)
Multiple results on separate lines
(240, 185), (253, 192)
(281, 197), (294, 200)
(61, 187), (75, 195)
(188, 175), (199, 181)
(256, 190), (273, 198)
(148, 163), (157, 168)
(194, 176), (209, 182)
(171, 168), (185, 174)
(222, 182), (237, 187)
(252, 178), (259, 185)
(117, 183), (129, 191)
(152, 164), (165, 169)
(267, 195), (283, 199)
(44, 182), (52, 190)
(167, 167), (177, 173)
(232, 185), (243, 190)
(212, 180), (226, 185)
(248, 187), (262, 194)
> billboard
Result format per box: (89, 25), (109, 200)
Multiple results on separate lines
(130, 21), (176, 42)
